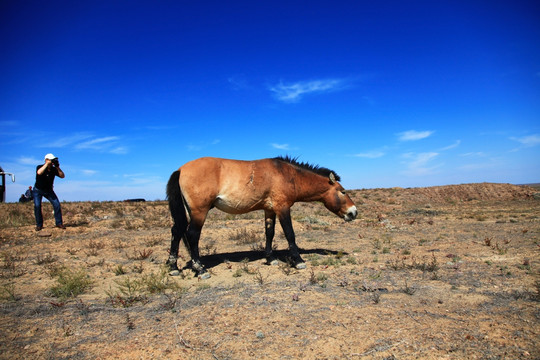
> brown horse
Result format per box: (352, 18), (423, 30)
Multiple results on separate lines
(166, 156), (357, 278)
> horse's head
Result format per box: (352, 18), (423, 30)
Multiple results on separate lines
(322, 173), (357, 222)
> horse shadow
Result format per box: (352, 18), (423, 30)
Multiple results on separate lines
(179, 248), (345, 271)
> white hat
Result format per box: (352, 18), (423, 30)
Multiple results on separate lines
(44, 153), (57, 160)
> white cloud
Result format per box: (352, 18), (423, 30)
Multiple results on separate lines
(186, 139), (221, 152)
(401, 152), (440, 176)
(0, 120), (19, 127)
(460, 152), (487, 157)
(145, 125), (178, 131)
(18, 156), (42, 165)
(354, 151), (385, 159)
(269, 78), (346, 103)
(42, 132), (93, 148)
(74, 136), (128, 154)
(397, 130), (434, 141)
(186, 144), (202, 151)
(458, 162), (496, 171)
(81, 169), (98, 176)
(271, 143), (291, 150)
(110, 146), (129, 155)
(76, 136), (120, 149)
(227, 75), (249, 90)
(439, 140), (461, 151)
(510, 134), (540, 147)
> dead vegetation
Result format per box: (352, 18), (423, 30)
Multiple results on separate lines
(0, 183), (538, 359)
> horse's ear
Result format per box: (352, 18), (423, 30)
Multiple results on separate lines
(329, 172), (336, 184)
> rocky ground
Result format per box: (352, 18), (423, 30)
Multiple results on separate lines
(0, 183), (539, 359)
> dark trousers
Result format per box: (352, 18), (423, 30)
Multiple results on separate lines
(33, 188), (63, 227)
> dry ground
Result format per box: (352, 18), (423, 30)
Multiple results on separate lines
(0, 183), (539, 359)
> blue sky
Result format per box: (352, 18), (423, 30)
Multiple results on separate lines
(1, 1), (539, 202)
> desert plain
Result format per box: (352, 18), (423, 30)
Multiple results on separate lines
(0, 183), (539, 359)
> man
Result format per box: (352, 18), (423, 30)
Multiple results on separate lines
(33, 153), (65, 231)
(18, 187), (33, 203)
(24, 186), (32, 201)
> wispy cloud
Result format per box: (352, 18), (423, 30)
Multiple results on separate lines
(510, 134), (540, 147)
(186, 139), (221, 152)
(76, 136), (119, 149)
(40, 132), (94, 148)
(353, 150), (385, 159)
(458, 162), (497, 171)
(145, 125), (179, 131)
(227, 75), (250, 90)
(18, 156), (42, 165)
(110, 146), (129, 155)
(397, 130), (434, 141)
(271, 143), (292, 151)
(460, 152), (487, 157)
(75, 136), (128, 154)
(75, 136), (120, 151)
(269, 78), (347, 103)
(401, 152), (440, 176)
(0, 120), (19, 127)
(36, 132), (127, 154)
(81, 169), (98, 176)
(439, 140), (461, 151)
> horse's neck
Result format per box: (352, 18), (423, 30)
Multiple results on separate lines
(294, 172), (328, 202)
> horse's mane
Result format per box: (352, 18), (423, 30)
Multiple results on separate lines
(273, 156), (341, 181)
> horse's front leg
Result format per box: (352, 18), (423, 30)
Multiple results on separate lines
(264, 211), (278, 265)
(278, 209), (306, 269)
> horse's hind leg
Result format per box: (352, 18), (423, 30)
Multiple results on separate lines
(185, 218), (210, 279)
(264, 211), (278, 265)
(167, 224), (185, 276)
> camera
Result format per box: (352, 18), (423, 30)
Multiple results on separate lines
(51, 158), (59, 166)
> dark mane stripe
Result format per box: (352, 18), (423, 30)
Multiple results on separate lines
(273, 155), (341, 181)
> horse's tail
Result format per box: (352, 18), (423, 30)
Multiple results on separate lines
(166, 170), (188, 231)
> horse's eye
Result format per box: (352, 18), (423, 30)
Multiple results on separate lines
(341, 191), (346, 195)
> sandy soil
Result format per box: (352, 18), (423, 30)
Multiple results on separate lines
(0, 183), (539, 359)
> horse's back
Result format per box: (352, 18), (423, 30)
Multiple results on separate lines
(179, 157), (282, 213)
(180, 157), (259, 179)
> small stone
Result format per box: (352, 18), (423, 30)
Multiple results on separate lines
(199, 272), (211, 280)
(169, 270), (181, 276)
(255, 331), (264, 339)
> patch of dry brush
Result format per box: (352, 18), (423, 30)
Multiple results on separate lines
(0, 183), (538, 359)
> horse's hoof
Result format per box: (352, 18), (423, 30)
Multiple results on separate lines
(295, 262), (306, 270)
(169, 269), (181, 276)
(198, 272), (211, 280)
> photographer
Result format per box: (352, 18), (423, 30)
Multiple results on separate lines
(33, 153), (65, 231)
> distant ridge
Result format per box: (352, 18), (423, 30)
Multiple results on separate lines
(357, 183), (538, 204)
(520, 183), (540, 190)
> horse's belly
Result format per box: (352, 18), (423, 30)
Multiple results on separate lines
(214, 195), (264, 214)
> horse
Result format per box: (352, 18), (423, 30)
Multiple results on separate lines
(166, 156), (357, 278)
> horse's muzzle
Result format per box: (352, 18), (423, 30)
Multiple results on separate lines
(343, 206), (357, 222)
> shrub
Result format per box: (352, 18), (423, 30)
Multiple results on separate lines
(50, 267), (93, 299)
(231, 228), (260, 245)
(140, 267), (181, 294)
(0, 204), (34, 227)
(35, 252), (58, 265)
(1, 251), (27, 278)
(106, 277), (144, 307)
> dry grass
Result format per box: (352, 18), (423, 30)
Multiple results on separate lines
(0, 183), (538, 359)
